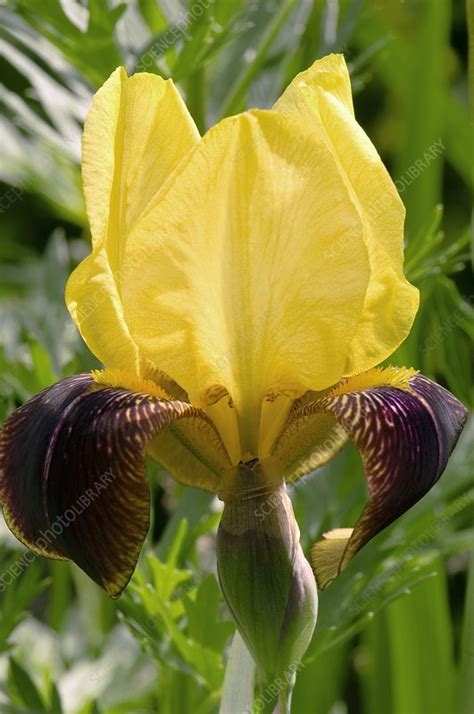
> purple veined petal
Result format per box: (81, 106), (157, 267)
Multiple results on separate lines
(0, 374), (228, 596)
(302, 372), (468, 589)
(0, 374), (92, 560)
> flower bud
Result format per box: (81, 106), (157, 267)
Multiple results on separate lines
(217, 460), (318, 678)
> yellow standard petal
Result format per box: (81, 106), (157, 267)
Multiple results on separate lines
(274, 53), (419, 376)
(66, 67), (200, 374)
(120, 110), (371, 458)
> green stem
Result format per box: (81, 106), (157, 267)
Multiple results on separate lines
(220, 631), (255, 714)
(276, 672), (296, 714)
(220, 0), (298, 117)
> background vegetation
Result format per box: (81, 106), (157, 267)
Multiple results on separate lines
(0, 0), (473, 712)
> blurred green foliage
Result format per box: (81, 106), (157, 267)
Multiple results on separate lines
(0, 0), (473, 712)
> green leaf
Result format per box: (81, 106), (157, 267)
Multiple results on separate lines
(292, 639), (350, 714)
(175, 2), (242, 79)
(28, 339), (56, 388)
(0, 550), (49, 650)
(0, 29), (85, 223)
(146, 552), (193, 604)
(393, 0), (451, 240)
(8, 657), (47, 711)
(49, 683), (63, 714)
(354, 1), (451, 242)
(460, 549), (474, 714)
(11, 0), (126, 85)
(359, 614), (393, 714)
(137, 0), (168, 34)
(383, 560), (455, 714)
(393, 245), (474, 408)
(121, 549), (229, 691)
(153, 591), (225, 690)
(445, 93), (474, 192)
(183, 575), (234, 652)
(171, 0), (217, 80)
(165, 517), (189, 569)
(217, 0), (298, 117)
(156, 487), (214, 560)
(134, 23), (184, 75)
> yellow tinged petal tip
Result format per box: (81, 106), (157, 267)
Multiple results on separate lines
(310, 528), (354, 589)
(279, 53), (354, 115)
(91, 368), (171, 400)
(328, 366), (419, 397)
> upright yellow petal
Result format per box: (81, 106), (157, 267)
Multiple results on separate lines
(277, 53), (355, 116)
(274, 54), (419, 375)
(66, 68), (200, 373)
(120, 110), (371, 456)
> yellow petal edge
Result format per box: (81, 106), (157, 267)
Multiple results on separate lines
(274, 53), (419, 378)
(66, 67), (200, 375)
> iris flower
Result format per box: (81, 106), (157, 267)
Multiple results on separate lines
(0, 55), (467, 678)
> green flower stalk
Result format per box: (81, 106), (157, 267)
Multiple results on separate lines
(217, 461), (318, 679)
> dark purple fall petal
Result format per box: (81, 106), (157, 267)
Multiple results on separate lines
(0, 375), (217, 596)
(310, 375), (468, 588)
(0, 374), (92, 559)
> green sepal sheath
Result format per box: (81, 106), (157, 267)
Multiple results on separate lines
(217, 461), (318, 678)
